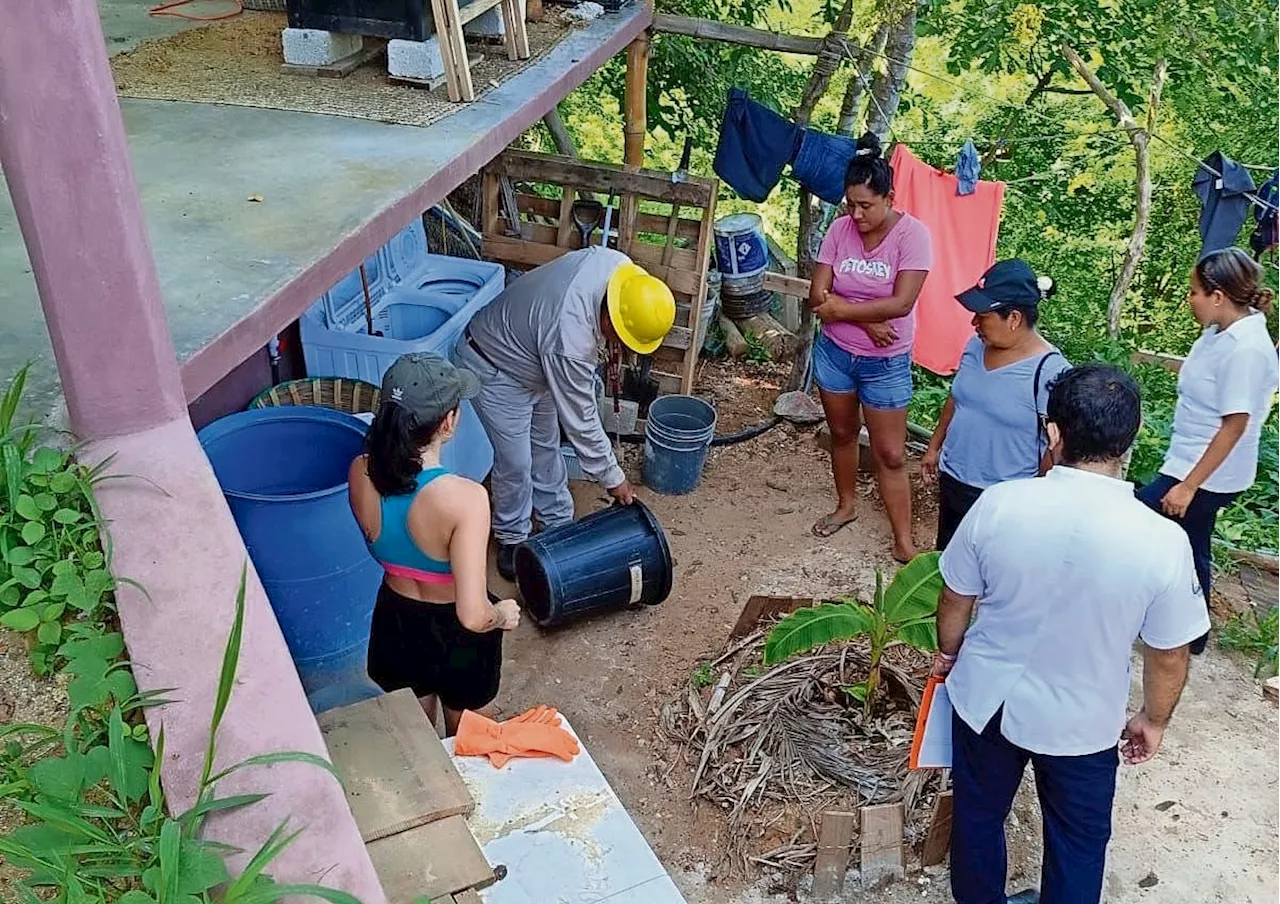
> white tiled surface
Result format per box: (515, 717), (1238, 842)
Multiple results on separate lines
(445, 719), (687, 904)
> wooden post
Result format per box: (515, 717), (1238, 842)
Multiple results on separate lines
(860, 803), (905, 885)
(922, 790), (953, 867)
(623, 31), (650, 169)
(812, 811), (857, 899)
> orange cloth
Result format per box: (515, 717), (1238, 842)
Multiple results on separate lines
(889, 144), (1006, 375)
(454, 706), (581, 768)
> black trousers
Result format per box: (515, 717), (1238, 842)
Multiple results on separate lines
(937, 471), (986, 551)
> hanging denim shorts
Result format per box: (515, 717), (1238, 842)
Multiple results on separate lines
(813, 332), (913, 410)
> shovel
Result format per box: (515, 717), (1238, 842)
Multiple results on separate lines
(570, 199), (604, 248)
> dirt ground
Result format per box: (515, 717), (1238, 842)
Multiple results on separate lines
(489, 359), (1280, 904)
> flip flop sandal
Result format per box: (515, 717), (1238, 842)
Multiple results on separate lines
(811, 513), (857, 538)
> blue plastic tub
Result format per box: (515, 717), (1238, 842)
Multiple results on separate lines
(198, 407), (383, 714)
(643, 395), (718, 495)
(514, 501), (673, 628)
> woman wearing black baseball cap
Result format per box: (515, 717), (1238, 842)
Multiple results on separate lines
(348, 352), (522, 736)
(921, 259), (1071, 549)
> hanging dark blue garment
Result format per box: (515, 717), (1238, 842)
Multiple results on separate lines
(1249, 170), (1278, 259)
(956, 140), (981, 196)
(1193, 151), (1257, 255)
(712, 89), (802, 203)
(791, 128), (857, 204)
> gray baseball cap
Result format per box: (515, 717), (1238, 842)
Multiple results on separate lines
(380, 352), (480, 423)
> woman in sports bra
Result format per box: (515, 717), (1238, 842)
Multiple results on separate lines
(348, 352), (521, 736)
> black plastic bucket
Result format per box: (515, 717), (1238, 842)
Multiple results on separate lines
(514, 501), (673, 628)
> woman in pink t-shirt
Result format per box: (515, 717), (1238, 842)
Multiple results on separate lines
(808, 133), (933, 562)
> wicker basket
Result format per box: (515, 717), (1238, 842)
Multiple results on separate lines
(249, 378), (382, 416)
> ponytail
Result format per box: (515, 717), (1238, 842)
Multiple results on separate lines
(1196, 247), (1274, 312)
(364, 400), (445, 496)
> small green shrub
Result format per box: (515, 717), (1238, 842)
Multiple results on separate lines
(1219, 605), (1279, 679)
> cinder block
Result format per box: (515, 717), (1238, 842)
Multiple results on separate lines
(464, 6), (505, 36)
(387, 38), (446, 81)
(281, 28), (363, 66)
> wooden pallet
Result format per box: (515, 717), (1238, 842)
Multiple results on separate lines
(480, 150), (719, 394)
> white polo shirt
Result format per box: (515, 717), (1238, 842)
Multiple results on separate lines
(939, 466), (1211, 756)
(1162, 312), (1278, 493)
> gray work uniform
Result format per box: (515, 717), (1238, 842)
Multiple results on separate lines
(454, 247), (627, 545)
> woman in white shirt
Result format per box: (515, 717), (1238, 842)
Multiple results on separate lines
(1137, 247), (1278, 654)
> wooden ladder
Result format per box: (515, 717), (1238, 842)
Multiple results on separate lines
(429, 0), (531, 102)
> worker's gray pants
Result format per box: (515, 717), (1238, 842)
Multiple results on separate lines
(455, 342), (574, 546)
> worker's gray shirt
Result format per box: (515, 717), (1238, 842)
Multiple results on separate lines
(466, 247), (628, 488)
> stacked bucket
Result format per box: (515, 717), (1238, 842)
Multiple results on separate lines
(642, 395), (718, 495)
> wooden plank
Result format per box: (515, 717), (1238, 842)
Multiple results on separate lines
(659, 325), (693, 351)
(730, 595), (813, 641)
(860, 803), (905, 886)
(652, 13), (828, 55)
(627, 240), (700, 280)
(481, 172), (501, 237)
(684, 183), (717, 393)
(812, 810), (856, 899)
(1131, 349), (1185, 373)
(457, 0), (504, 27)
(492, 150), (715, 208)
(367, 814), (495, 904)
(280, 42), (385, 78)
(556, 190), (576, 248)
(317, 689), (473, 843)
(921, 790), (953, 867)
(483, 234), (703, 297)
(762, 271), (811, 298)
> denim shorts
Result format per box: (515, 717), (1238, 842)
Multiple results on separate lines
(812, 332), (913, 410)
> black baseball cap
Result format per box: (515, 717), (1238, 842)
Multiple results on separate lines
(380, 352), (479, 423)
(957, 259), (1047, 313)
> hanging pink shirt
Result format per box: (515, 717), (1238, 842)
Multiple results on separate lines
(817, 212), (933, 358)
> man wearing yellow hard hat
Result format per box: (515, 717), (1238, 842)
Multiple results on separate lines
(454, 246), (675, 580)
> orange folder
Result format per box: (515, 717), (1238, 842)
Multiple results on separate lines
(909, 675), (953, 770)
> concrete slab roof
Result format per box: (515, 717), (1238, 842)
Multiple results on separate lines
(0, 1), (650, 418)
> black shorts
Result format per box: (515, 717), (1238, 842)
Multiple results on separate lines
(367, 582), (503, 712)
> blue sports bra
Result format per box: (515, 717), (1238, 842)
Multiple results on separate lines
(369, 467), (453, 584)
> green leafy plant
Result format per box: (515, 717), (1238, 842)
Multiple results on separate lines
(763, 553), (943, 716)
(691, 661), (715, 689)
(742, 331), (772, 364)
(0, 566), (356, 904)
(0, 365), (135, 676)
(1219, 605), (1279, 679)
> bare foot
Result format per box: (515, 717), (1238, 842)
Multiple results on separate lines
(892, 540), (919, 564)
(812, 508), (858, 538)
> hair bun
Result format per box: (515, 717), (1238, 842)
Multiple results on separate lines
(1036, 275), (1056, 299)
(854, 132), (883, 159)
(1250, 287), (1275, 312)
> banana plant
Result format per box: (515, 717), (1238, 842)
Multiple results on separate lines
(762, 552), (943, 717)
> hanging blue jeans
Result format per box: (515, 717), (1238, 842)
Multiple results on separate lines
(1136, 473), (1237, 654)
(791, 128), (857, 204)
(712, 88), (802, 203)
(951, 708), (1118, 904)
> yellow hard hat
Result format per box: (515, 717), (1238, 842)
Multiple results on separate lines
(606, 261), (676, 355)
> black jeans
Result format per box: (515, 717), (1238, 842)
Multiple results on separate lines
(937, 471), (986, 551)
(1136, 474), (1238, 654)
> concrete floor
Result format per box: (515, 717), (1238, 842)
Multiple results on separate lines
(0, 0), (649, 419)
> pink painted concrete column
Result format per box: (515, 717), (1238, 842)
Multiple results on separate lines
(0, 0), (184, 439)
(0, 4), (385, 900)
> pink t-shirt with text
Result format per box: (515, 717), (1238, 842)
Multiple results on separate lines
(817, 212), (933, 358)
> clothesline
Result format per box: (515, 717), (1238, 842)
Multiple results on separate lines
(1145, 131), (1280, 214)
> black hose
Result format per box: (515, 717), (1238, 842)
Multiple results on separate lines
(615, 415), (784, 448)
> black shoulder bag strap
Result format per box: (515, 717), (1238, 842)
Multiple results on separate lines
(1032, 351), (1065, 470)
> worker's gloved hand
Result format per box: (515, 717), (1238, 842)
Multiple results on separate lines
(608, 479), (635, 505)
(454, 708), (580, 769)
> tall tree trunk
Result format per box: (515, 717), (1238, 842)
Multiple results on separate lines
(787, 0), (856, 390)
(865, 2), (920, 140)
(837, 23), (888, 136)
(1062, 45), (1167, 337)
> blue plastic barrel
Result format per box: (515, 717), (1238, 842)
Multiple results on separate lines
(642, 395), (718, 495)
(198, 407), (383, 714)
(514, 502), (673, 628)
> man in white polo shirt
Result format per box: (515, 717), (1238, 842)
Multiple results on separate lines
(934, 364), (1209, 904)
